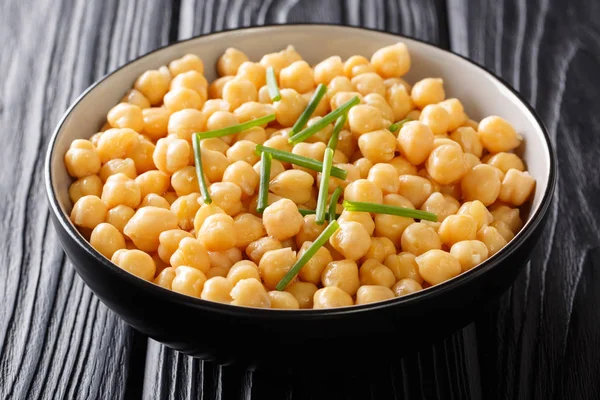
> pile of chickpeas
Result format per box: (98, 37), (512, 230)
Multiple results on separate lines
(65, 43), (536, 309)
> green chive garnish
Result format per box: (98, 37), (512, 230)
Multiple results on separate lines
(291, 83), (327, 134)
(289, 96), (360, 145)
(342, 200), (438, 221)
(255, 144), (347, 180)
(196, 114), (275, 139)
(275, 220), (340, 290)
(298, 209), (316, 216)
(388, 117), (412, 133)
(315, 148), (334, 225)
(327, 114), (346, 151)
(192, 134), (212, 205)
(266, 67), (281, 102)
(256, 152), (272, 213)
(328, 186), (343, 222)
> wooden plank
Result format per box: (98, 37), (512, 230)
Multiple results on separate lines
(448, 0), (600, 399)
(0, 0), (173, 398)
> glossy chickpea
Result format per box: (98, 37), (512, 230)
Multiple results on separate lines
(141, 107), (170, 140)
(303, 117), (334, 144)
(352, 157), (373, 178)
(258, 248), (296, 290)
(343, 55), (372, 78)
(486, 153), (525, 175)
(224, 260), (259, 286)
(231, 213), (265, 248)
(330, 91), (364, 111)
(197, 213), (237, 251)
(263, 134), (294, 154)
(139, 194), (170, 209)
(397, 175), (433, 208)
(279, 60), (314, 93)
(477, 116), (521, 153)
(134, 69), (171, 105)
(351, 72), (386, 97)
(370, 42), (411, 78)
(222, 78), (258, 111)
(400, 222), (442, 256)
(347, 104), (384, 136)
(383, 253), (421, 283)
(171, 70), (208, 100)
(69, 175), (103, 203)
(261, 198), (304, 241)
(171, 266), (207, 297)
(419, 104), (450, 136)
(438, 214), (478, 247)
(111, 249), (156, 281)
(199, 277), (233, 303)
(372, 193), (414, 246)
(269, 170), (314, 205)
(491, 220), (515, 242)
(329, 221), (371, 261)
(438, 98), (467, 131)
(416, 249), (461, 286)
(284, 282), (317, 309)
(107, 103), (144, 133)
(220, 161), (258, 199)
(163, 87), (203, 113)
(164, 192), (178, 204)
(167, 193), (199, 231)
(392, 279), (423, 297)
(233, 103), (274, 126)
(313, 287), (353, 309)
(101, 173), (141, 209)
(356, 285), (395, 305)
(253, 158), (284, 181)
(123, 206), (178, 252)
(208, 76), (235, 99)
(134, 171), (169, 199)
(236, 127), (266, 144)
(131, 136), (157, 174)
(295, 242), (332, 285)
(237, 62), (267, 89)
(200, 148), (230, 182)
(230, 278), (270, 308)
(396, 121), (435, 166)
(153, 136), (190, 175)
(225, 140), (260, 165)
(411, 78), (445, 109)
(426, 144), (468, 185)
(327, 76), (354, 97)
(302, 90), (330, 117)
(168, 54), (204, 77)
(293, 214), (325, 247)
(207, 247), (242, 270)
(363, 93), (394, 122)
(388, 156), (416, 176)
(321, 260), (360, 296)
(258, 85), (272, 106)
(89, 223), (126, 259)
(344, 179), (383, 204)
(259, 51), (291, 77)
(386, 84), (413, 121)
(359, 259), (396, 288)
(420, 192), (460, 222)
(456, 201), (491, 231)
(477, 226), (508, 256)
(358, 129), (397, 163)
(461, 164), (503, 206)
(98, 158), (136, 182)
(106, 205), (135, 234)
(365, 163), (399, 195)
(201, 99), (230, 118)
(360, 237), (395, 264)
(291, 142), (326, 176)
(157, 229), (194, 264)
(498, 169), (536, 206)
(490, 205), (522, 233)
(267, 291), (300, 309)
(450, 240), (489, 271)
(154, 267), (176, 289)
(314, 56), (343, 85)
(273, 88), (308, 127)
(121, 89), (151, 109)
(167, 109), (206, 142)
(64, 139), (101, 178)
(217, 48), (249, 76)
(169, 166), (198, 196)
(197, 188), (239, 221)
(450, 126), (483, 157)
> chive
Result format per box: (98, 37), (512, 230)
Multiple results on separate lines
(388, 117), (411, 133)
(196, 114), (275, 139)
(327, 114), (346, 151)
(298, 209), (316, 216)
(342, 200), (438, 222)
(192, 134), (212, 205)
(289, 96), (360, 145)
(328, 186), (343, 222)
(276, 220), (340, 290)
(291, 83), (327, 134)
(256, 152), (272, 214)
(255, 144), (347, 180)
(315, 148), (334, 225)
(266, 67), (281, 102)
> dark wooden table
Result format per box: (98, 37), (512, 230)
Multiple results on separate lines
(1, 0), (599, 399)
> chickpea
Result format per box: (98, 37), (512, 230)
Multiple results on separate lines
(171, 70), (208, 101)
(290, 214), (324, 246)
(477, 226), (508, 256)
(436, 98), (467, 131)
(415, 249), (461, 285)
(383, 253), (421, 283)
(208, 247), (242, 270)
(292, 142), (326, 176)
(111, 249), (156, 281)
(351, 157), (372, 178)
(253, 158), (285, 181)
(217, 48), (249, 76)
(168, 54), (204, 77)
(107, 103), (144, 132)
(396, 175), (433, 208)
(359, 237), (394, 265)
(153, 136), (190, 175)
(372, 194), (414, 246)
(199, 277), (233, 303)
(328, 76), (354, 97)
(422, 192), (460, 222)
(233, 103), (274, 127)
(277, 60), (314, 93)
(263, 136), (293, 157)
(450, 126), (483, 157)
(347, 104), (384, 136)
(140, 107), (169, 140)
(121, 89), (151, 109)
(419, 104), (450, 136)
(106, 205), (135, 234)
(491, 220), (515, 242)
(164, 192), (178, 204)
(455, 202), (491, 232)
(157, 229), (194, 264)
(392, 279), (423, 297)
(486, 153), (525, 175)
(320, 260), (360, 299)
(229, 278), (270, 308)
(362, 93), (394, 122)
(450, 240), (489, 271)
(267, 291), (299, 309)
(477, 116), (522, 152)
(123, 206), (178, 252)
(226, 140), (260, 165)
(314, 56), (343, 85)
(313, 287), (353, 309)
(437, 214), (478, 247)
(273, 88), (308, 127)
(133, 136), (159, 174)
(328, 221), (370, 261)
(201, 99), (230, 118)
(258, 248), (296, 290)
(399, 222), (441, 255)
(208, 76), (235, 99)
(304, 118), (334, 144)
(237, 62), (267, 89)
(89, 222), (126, 259)
(358, 259), (395, 288)
(370, 42), (411, 78)
(202, 182), (241, 216)
(330, 91), (364, 111)
(278, 282), (315, 309)
(100, 173), (140, 209)
(200, 148), (229, 182)
(227, 260), (261, 286)
(139, 193), (170, 209)
(426, 144), (468, 185)
(69, 175), (103, 203)
(357, 129), (397, 163)
(220, 161), (258, 199)
(302, 90), (330, 117)
(163, 87), (203, 113)
(498, 169), (536, 206)
(168, 166), (197, 197)
(356, 285), (395, 305)
(166, 194), (198, 231)
(134, 69), (171, 105)
(133, 171), (168, 200)
(364, 164), (399, 196)
(167, 109), (206, 142)
(261, 198), (303, 241)
(64, 140), (101, 179)
(293, 242), (332, 285)
(351, 72), (386, 97)
(171, 266), (207, 297)
(98, 158), (136, 183)
(461, 164), (503, 206)
(411, 78), (445, 109)
(154, 267), (176, 289)
(386, 84), (413, 121)
(344, 179), (383, 206)
(490, 205), (522, 233)
(237, 126), (267, 144)
(222, 78), (258, 111)
(386, 158), (414, 178)
(343, 55), (372, 78)
(232, 213), (266, 248)
(396, 121), (434, 166)
(197, 213), (237, 252)
(269, 170), (314, 205)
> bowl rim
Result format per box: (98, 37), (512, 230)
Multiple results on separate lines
(44, 23), (557, 318)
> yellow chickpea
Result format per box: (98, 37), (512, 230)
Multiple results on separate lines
(253, 158), (285, 181)
(237, 126), (267, 144)
(358, 129), (397, 163)
(386, 84), (413, 121)
(457, 200), (493, 230)
(259, 51), (291, 77)
(200, 148), (230, 182)
(304, 117), (334, 143)
(98, 158), (136, 182)
(359, 259), (396, 288)
(461, 164), (503, 206)
(233, 213), (266, 248)
(222, 78), (258, 111)
(438, 214), (478, 247)
(389, 156), (417, 176)
(169, 236), (211, 272)
(154, 267), (176, 289)
(384, 252), (422, 283)
(141, 107), (170, 140)
(121, 89), (151, 109)
(371, 193), (414, 246)
(292, 142), (326, 176)
(163, 87), (203, 113)
(134, 171), (169, 199)
(101, 173), (141, 209)
(285, 282), (318, 309)
(343, 55), (373, 78)
(258, 248), (297, 290)
(328, 76), (354, 97)
(134, 69), (171, 105)
(351, 72), (386, 97)
(201, 99), (230, 118)
(498, 169), (536, 206)
(195, 212), (237, 251)
(450, 240), (490, 271)
(426, 144), (468, 185)
(111, 249), (156, 281)
(490, 205), (522, 233)
(352, 157), (373, 178)
(139, 194), (170, 209)
(400, 222), (442, 255)
(421, 192), (460, 222)
(230, 278), (271, 308)
(226, 260), (260, 286)
(449, 127), (483, 157)
(361, 237), (396, 264)
(477, 116), (521, 153)
(397, 175), (433, 208)
(416, 249), (461, 285)
(200, 277), (233, 303)
(314, 56), (343, 85)
(217, 48), (249, 76)
(237, 62), (267, 89)
(153, 136), (190, 175)
(207, 247), (242, 270)
(392, 279), (423, 297)
(477, 226), (508, 256)
(491, 220), (515, 242)
(107, 103), (144, 132)
(69, 175), (103, 203)
(292, 214), (324, 247)
(167, 193), (199, 231)
(64, 139), (101, 178)
(169, 166), (197, 196)
(344, 179), (383, 205)
(302, 90), (330, 117)
(164, 192), (178, 204)
(157, 229), (194, 264)
(208, 76), (235, 99)
(295, 242), (332, 285)
(130, 136), (157, 174)
(356, 285), (395, 305)
(273, 88), (308, 127)
(233, 103), (275, 126)
(261, 198), (304, 241)
(123, 206), (178, 252)
(106, 205), (135, 234)
(278, 60), (314, 93)
(486, 153), (525, 174)
(329, 221), (371, 261)
(201, 182), (242, 216)
(321, 260), (360, 296)
(221, 161), (258, 199)
(171, 266), (207, 298)
(438, 98), (467, 131)
(419, 104), (450, 136)
(168, 54), (204, 77)
(167, 109), (206, 142)
(364, 163), (399, 195)
(226, 140), (260, 165)
(89, 223), (126, 259)
(347, 104), (384, 136)
(313, 287), (354, 309)
(363, 93), (394, 122)
(411, 78), (445, 109)
(371, 42), (411, 78)
(171, 70), (208, 101)
(267, 291), (300, 309)
(396, 121), (435, 166)
(330, 91), (364, 111)
(269, 170), (314, 205)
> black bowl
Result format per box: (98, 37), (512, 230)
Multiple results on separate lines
(45, 25), (556, 373)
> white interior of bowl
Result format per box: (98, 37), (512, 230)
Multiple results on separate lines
(50, 25), (551, 246)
